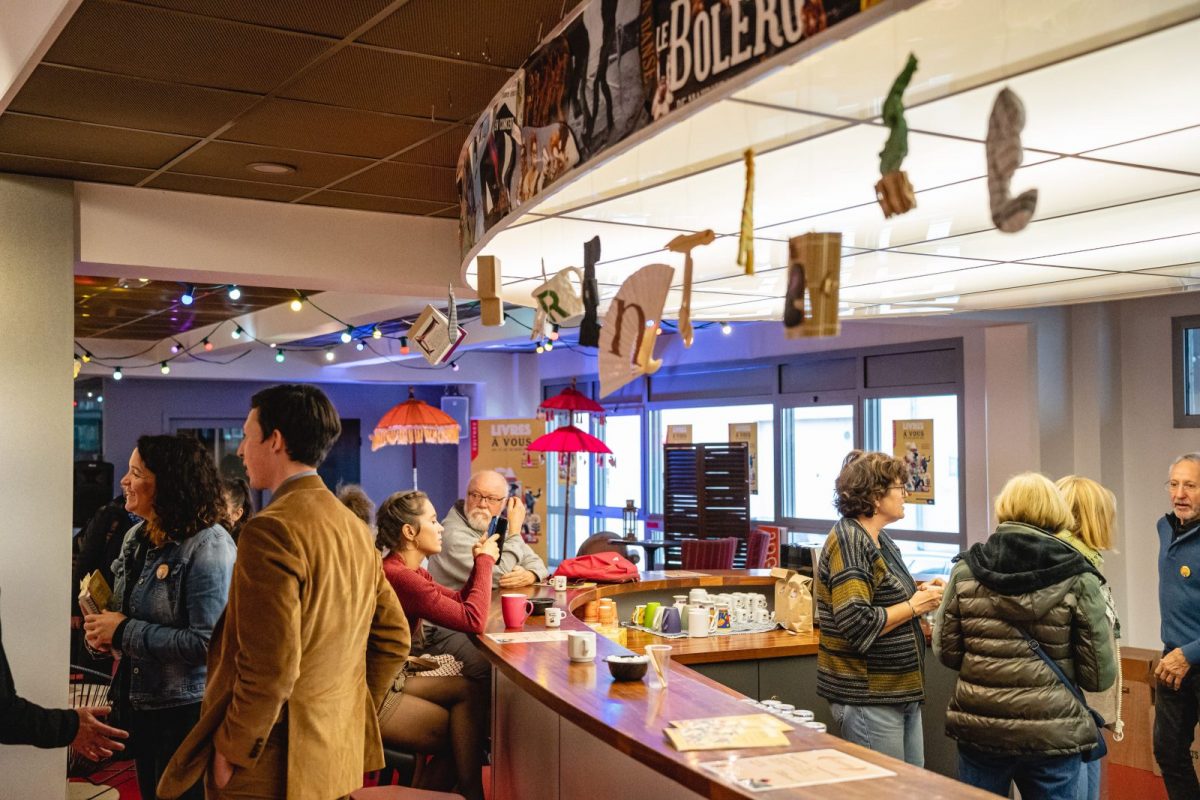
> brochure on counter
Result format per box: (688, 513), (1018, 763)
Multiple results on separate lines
(700, 749), (895, 792)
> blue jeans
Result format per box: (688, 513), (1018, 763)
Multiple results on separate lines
(1153, 671), (1200, 800)
(957, 745), (1082, 799)
(830, 701), (924, 766)
(1077, 758), (1099, 800)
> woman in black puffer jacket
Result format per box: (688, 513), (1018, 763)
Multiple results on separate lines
(934, 472), (1116, 799)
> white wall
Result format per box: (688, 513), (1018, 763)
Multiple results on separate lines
(0, 175), (75, 799)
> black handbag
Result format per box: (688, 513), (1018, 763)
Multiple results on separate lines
(1019, 631), (1108, 763)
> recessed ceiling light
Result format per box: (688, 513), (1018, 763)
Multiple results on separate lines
(248, 162), (296, 175)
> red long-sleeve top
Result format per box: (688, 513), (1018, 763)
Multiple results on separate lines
(381, 552), (495, 635)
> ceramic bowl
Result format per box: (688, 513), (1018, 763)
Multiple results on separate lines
(528, 596), (556, 616)
(605, 654), (649, 681)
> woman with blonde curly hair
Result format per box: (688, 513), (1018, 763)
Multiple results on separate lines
(815, 450), (944, 766)
(935, 472), (1116, 798)
(1056, 475), (1122, 800)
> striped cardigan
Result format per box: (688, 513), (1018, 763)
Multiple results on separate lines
(815, 518), (925, 705)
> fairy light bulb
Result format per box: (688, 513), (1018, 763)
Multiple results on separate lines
(232, 326), (243, 339)
(372, 325), (382, 339)
(545, 339), (554, 351)
(113, 367), (123, 381)
(340, 327), (353, 344)
(227, 285), (242, 301)
(355, 340), (366, 351)
(160, 362), (171, 375)
(399, 336), (410, 355)
(549, 323), (560, 341)
(324, 349), (335, 362)
(721, 321), (732, 335)
(290, 296), (303, 312)
(203, 338), (213, 352)
(180, 285), (195, 305)
(275, 348), (286, 363)
(536, 343), (544, 354)
(451, 361), (460, 372)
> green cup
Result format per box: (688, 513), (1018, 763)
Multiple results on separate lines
(643, 602), (661, 630)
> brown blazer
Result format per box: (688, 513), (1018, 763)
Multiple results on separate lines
(158, 475), (409, 800)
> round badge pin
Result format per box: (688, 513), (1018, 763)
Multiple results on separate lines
(156, 564), (170, 580)
(1182, 565), (1191, 579)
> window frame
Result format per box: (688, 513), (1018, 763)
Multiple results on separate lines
(1173, 313), (1200, 428)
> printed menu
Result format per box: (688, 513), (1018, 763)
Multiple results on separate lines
(700, 749), (895, 792)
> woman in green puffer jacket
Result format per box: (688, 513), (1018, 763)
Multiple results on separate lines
(934, 472), (1116, 799)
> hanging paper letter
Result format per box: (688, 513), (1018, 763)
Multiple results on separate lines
(986, 87), (1038, 233)
(599, 263), (674, 398)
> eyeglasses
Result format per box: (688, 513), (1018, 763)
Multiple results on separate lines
(1166, 481), (1200, 493)
(467, 490), (506, 506)
(888, 484), (910, 496)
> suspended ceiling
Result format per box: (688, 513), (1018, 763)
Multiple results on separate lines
(471, 0), (1200, 320)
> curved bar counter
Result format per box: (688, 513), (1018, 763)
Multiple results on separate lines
(478, 570), (991, 799)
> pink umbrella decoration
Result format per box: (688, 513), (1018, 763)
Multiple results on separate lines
(371, 388), (460, 490)
(538, 378), (606, 428)
(526, 424), (612, 562)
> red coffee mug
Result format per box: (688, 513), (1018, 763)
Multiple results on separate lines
(501, 593), (534, 629)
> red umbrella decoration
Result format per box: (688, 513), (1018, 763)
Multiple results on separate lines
(371, 388), (460, 490)
(526, 424), (612, 563)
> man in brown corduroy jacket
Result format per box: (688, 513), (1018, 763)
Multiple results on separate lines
(159, 384), (409, 800)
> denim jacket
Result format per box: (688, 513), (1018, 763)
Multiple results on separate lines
(110, 522), (235, 709)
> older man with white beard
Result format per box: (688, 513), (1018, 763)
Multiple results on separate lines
(424, 470), (549, 679)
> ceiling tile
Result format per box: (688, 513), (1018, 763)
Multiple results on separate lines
(165, 140), (375, 187)
(7, 65), (262, 137)
(0, 114), (196, 169)
(221, 98), (451, 159)
(145, 172), (310, 202)
(45, 0), (332, 94)
(1084, 126), (1200, 177)
(0, 153), (152, 185)
(300, 191), (455, 215)
(840, 262), (1083, 305)
(132, 0), (397, 38)
(390, 125), (470, 168)
(333, 161), (456, 202)
(1020, 232), (1200, 273)
(928, 273), (1200, 311)
(359, 0), (583, 69)
(281, 46), (509, 120)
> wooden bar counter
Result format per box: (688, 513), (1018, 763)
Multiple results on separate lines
(477, 570), (992, 800)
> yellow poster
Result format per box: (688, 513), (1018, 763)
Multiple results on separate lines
(728, 422), (759, 494)
(893, 419), (934, 504)
(666, 424), (693, 444)
(471, 418), (548, 562)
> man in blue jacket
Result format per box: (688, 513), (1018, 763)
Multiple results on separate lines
(1154, 452), (1200, 799)
(1, 589), (127, 761)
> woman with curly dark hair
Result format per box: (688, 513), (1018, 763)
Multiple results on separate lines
(814, 450), (944, 766)
(220, 476), (254, 543)
(83, 434), (235, 800)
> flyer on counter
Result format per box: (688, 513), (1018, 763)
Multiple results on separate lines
(484, 631), (570, 644)
(664, 714), (791, 752)
(700, 749), (895, 792)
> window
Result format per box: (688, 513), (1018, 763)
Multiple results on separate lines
(653, 403), (775, 520)
(783, 404), (854, 521)
(865, 394), (960, 538)
(1174, 314), (1200, 428)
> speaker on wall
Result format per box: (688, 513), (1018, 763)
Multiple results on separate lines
(73, 460), (115, 528)
(440, 396), (470, 441)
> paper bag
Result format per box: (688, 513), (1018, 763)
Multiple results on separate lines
(772, 567), (813, 635)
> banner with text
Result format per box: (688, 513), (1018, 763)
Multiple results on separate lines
(892, 418), (934, 505)
(471, 418), (549, 562)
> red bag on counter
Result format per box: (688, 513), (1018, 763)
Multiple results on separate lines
(553, 553), (640, 583)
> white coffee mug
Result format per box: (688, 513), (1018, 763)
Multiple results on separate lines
(552, 575), (568, 592)
(651, 606), (667, 632)
(688, 588), (709, 605)
(753, 607), (771, 625)
(545, 607), (566, 627)
(752, 594), (769, 610)
(735, 607), (750, 625)
(688, 607), (711, 638)
(567, 630), (596, 662)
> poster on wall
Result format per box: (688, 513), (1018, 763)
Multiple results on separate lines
(666, 424), (693, 443)
(471, 418), (549, 562)
(728, 422), (759, 494)
(459, 0), (869, 255)
(892, 419), (934, 504)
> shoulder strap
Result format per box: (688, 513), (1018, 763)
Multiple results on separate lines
(1017, 626), (1089, 706)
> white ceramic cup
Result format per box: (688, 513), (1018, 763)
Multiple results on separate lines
(735, 607), (750, 625)
(651, 606), (667, 631)
(688, 607), (711, 638)
(552, 575), (568, 592)
(752, 594), (769, 610)
(753, 607), (771, 625)
(567, 630), (596, 662)
(545, 607), (566, 627)
(688, 588), (709, 605)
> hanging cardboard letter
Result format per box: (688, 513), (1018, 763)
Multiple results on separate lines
(531, 267), (585, 325)
(578, 236), (602, 348)
(986, 87), (1038, 233)
(599, 263), (674, 398)
(476, 255), (504, 326)
(408, 304), (468, 365)
(783, 233), (842, 339)
(666, 229), (715, 348)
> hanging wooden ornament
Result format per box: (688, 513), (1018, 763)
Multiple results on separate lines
(446, 283), (459, 342)
(476, 255), (504, 326)
(578, 236), (602, 348)
(783, 232), (842, 339)
(986, 87), (1038, 233)
(737, 148), (755, 276)
(666, 229), (715, 348)
(875, 53), (919, 218)
(598, 263), (674, 398)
